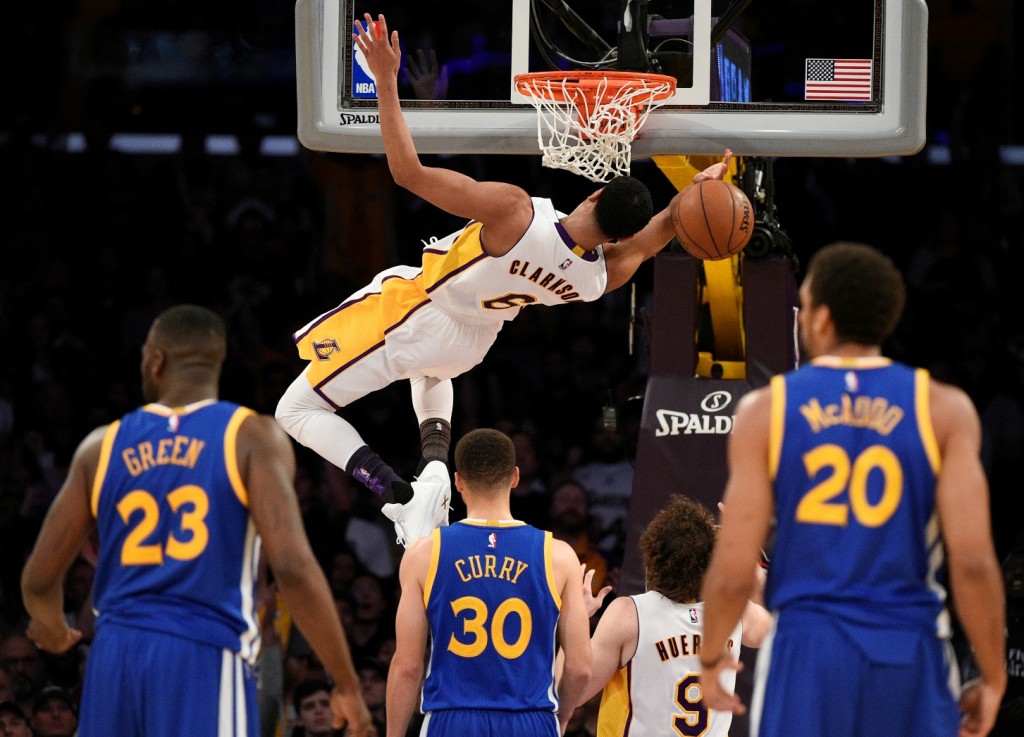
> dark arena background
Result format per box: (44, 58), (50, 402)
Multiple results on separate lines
(2, 2), (1023, 737)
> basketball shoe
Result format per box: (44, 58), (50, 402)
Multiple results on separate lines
(382, 460), (451, 547)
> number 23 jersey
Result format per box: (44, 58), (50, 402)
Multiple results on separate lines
(89, 400), (262, 662)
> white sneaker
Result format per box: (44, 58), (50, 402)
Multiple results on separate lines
(381, 461), (451, 547)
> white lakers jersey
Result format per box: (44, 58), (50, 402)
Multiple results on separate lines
(598, 592), (741, 737)
(422, 197), (608, 324)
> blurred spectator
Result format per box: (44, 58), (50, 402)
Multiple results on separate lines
(30, 686), (77, 737)
(318, 461), (397, 581)
(0, 663), (13, 703)
(345, 574), (394, 664)
(0, 633), (46, 717)
(290, 678), (344, 737)
(547, 478), (608, 597)
(570, 420), (635, 561)
(0, 701), (32, 737)
(508, 429), (549, 528)
(356, 658), (387, 734)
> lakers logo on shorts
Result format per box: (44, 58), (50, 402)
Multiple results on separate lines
(312, 337), (340, 360)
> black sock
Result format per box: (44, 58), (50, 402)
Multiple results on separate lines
(419, 418), (452, 466)
(346, 445), (407, 502)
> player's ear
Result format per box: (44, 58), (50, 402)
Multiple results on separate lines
(510, 466), (521, 489)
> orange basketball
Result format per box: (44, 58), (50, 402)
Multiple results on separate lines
(671, 179), (754, 260)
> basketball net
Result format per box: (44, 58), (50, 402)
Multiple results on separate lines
(515, 71), (676, 183)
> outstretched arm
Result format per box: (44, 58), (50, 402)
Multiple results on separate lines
(602, 150), (732, 293)
(354, 14), (533, 248)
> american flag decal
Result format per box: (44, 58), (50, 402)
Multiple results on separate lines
(804, 59), (872, 101)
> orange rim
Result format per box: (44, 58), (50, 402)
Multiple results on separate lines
(514, 70), (677, 104)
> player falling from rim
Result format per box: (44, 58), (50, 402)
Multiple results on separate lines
(385, 428), (592, 737)
(274, 11), (733, 548)
(567, 495), (771, 737)
(699, 243), (1007, 737)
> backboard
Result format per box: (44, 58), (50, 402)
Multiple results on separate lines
(295, 0), (927, 158)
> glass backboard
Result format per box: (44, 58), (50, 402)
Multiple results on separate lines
(295, 0), (927, 157)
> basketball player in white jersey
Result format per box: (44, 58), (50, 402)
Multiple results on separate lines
(575, 495), (771, 737)
(275, 13), (732, 548)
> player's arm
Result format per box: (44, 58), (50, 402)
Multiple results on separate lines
(602, 150), (732, 293)
(354, 14), (534, 242)
(930, 382), (1006, 737)
(21, 426), (104, 654)
(698, 388), (774, 714)
(386, 535), (432, 737)
(578, 595), (638, 704)
(552, 539), (593, 733)
(241, 415), (373, 737)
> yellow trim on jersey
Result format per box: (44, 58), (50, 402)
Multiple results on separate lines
(811, 355), (892, 368)
(91, 421), (121, 518)
(768, 375), (786, 481)
(423, 528), (442, 607)
(225, 407), (255, 507)
(297, 224), (487, 387)
(420, 222), (486, 290)
(597, 665), (631, 737)
(459, 519), (527, 527)
(544, 531), (561, 609)
(915, 368), (941, 474)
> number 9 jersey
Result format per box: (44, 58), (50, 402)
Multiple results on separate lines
(89, 400), (262, 662)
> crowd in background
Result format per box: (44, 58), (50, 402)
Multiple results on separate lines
(2, 0), (1024, 735)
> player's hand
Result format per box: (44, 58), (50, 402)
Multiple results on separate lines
(405, 48), (448, 100)
(698, 655), (746, 714)
(353, 13), (402, 84)
(26, 618), (82, 655)
(580, 563), (613, 618)
(958, 678), (1004, 737)
(693, 149), (733, 183)
(330, 685), (374, 737)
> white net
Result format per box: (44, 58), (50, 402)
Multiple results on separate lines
(517, 74), (675, 183)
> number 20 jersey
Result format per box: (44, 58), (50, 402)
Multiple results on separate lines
(89, 400), (262, 662)
(767, 356), (951, 637)
(421, 521), (561, 713)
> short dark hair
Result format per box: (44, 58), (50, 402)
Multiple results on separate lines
(593, 176), (653, 240)
(293, 679), (332, 710)
(0, 701), (27, 720)
(805, 242), (905, 346)
(150, 304), (227, 352)
(640, 495), (716, 602)
(454, 429), (516, 488)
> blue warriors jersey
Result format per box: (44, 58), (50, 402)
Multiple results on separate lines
(766, 356), (951, 638)
(421, 520), (561, 713)
(90, 400), (262, 662)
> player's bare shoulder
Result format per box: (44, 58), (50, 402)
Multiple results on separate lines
(236, 412), (297, 474)
(926, 373), (982, 444)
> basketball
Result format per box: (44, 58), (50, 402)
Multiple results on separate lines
(671, 179), (754, 260)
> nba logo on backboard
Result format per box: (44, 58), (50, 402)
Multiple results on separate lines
(352, 23), (377, 98)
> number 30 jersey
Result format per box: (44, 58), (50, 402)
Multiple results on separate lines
(421, 521), (561, 713)
(767, 356), (950, 637)
(89, 400), (262, 662)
